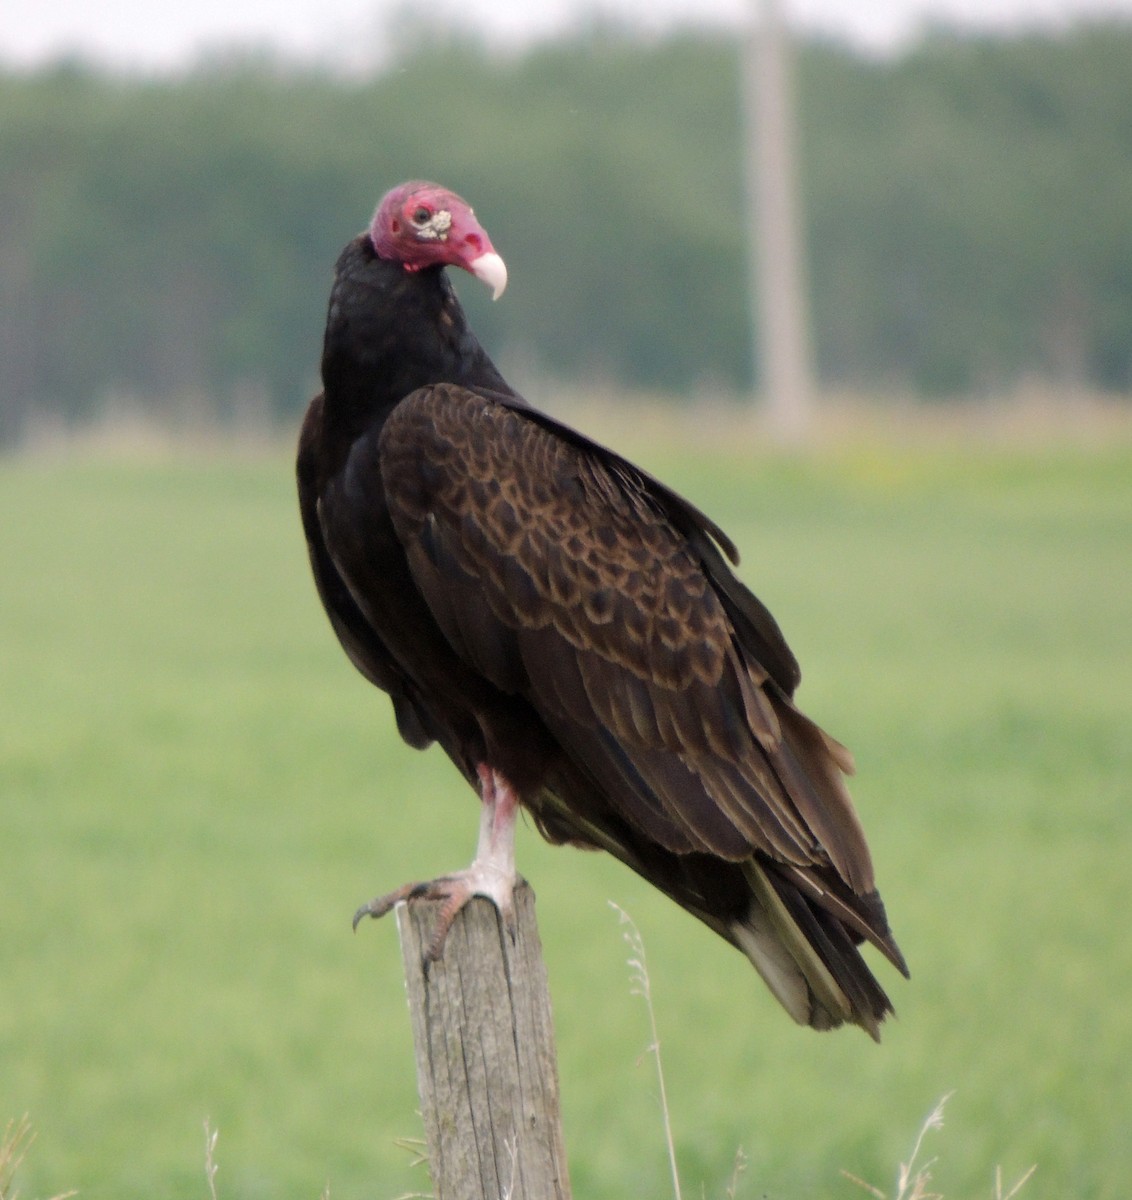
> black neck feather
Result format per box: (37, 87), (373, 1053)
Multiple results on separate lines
(319, 235), (510, 442)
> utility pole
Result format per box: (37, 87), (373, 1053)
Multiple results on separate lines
(742, 0), (814, 442)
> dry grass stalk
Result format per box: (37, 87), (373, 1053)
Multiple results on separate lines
(610, 902), (683, 1200)
(995, 1163), (1037, 1200)
(203, 1121), (351, 1200)
(0, 1116), (76, 1200)
(203, 1120), (220, 1200)
(723, 1146), (748, 1199)
(841, 1093), (1036, 1200)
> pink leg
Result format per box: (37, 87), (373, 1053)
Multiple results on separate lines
(353, 765), (520, 961)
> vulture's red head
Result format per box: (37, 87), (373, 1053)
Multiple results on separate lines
(369, 181), (508, 300)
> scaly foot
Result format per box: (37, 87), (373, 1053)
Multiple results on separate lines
(352, 764), (520, 962)
(352, 859), (517, 961)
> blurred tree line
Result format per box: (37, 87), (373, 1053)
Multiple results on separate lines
(2, 21), (1131, 443)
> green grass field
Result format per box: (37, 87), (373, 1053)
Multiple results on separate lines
(2, 427), (1130, 1200)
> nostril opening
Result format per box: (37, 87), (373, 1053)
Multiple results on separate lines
(465, 233), (483, 253)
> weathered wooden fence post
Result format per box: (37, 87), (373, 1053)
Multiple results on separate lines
(395, 881), (573, 1200)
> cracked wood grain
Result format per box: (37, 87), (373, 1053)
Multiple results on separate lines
(396, 882), (572, 1200)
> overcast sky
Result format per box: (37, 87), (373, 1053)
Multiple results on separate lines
(3, 0), (1132, 71)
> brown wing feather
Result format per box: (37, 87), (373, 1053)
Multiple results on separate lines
(379, 383), (874, 893)
(481, 388), (804, 696)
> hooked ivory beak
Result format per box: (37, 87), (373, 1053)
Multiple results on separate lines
(469, 252), (508, 301)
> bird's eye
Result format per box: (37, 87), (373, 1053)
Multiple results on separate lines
(411, 207), (431, 226)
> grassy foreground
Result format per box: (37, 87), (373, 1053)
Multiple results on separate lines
(1, 428), (1129, 1200)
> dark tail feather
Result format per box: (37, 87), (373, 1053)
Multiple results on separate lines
(731, 860), (901, 1041)
(774, 861), (909, 979)
(533, 764), (905, 1039)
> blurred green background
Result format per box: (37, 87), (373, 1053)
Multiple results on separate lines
(2, 9), (1132, 1200)
(3, 22), (1132, 445)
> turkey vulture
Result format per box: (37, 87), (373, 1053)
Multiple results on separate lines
(298, 181), (906, 1038)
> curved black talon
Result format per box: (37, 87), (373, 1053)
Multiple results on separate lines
(351, 869), (516, 962)
(352, 881), (424, 931)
